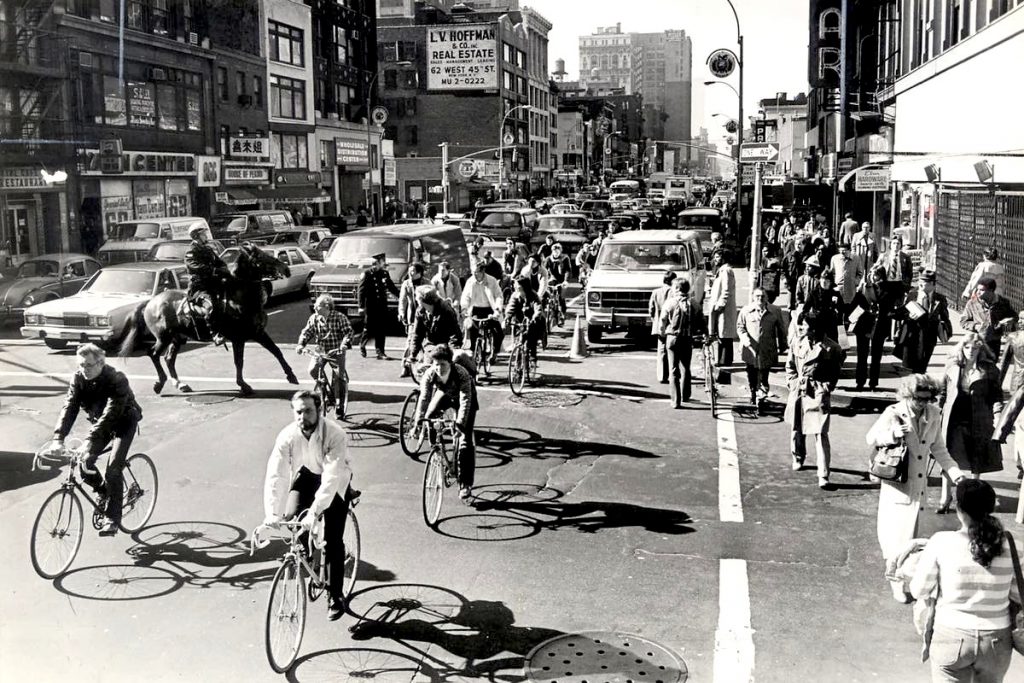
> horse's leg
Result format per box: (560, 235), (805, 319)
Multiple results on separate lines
(255, 329), (298, 384)
(233, 339), (254, 396)
(166, 338), (191, 393)
(149, 337), (168, 394)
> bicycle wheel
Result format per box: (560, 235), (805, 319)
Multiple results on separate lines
(119, 453), (158, 533)
(342, 511), (361, 601)
(30, 488), (84, 579)
(265, 556), (307, 674)
(315, 377), (330, 417)
(399, 389), (426, 457)
(338, 370), (349, 420)
(421, 449), (445, 527)
(508, 346), (526, 396)
(474, 334), (490, 377)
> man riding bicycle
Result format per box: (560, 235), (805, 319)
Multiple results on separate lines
(263, 390), (356, 621)
(296, 294), (353, 420)
(406, 286), (463, 376)
(545, 243), (572, 319)
(415, 344), (478, 504)
(183, 223), (230, 346)
(460, 261), (505, 364)
(49, 343), (143, 536)
(505, 277), (544, 364)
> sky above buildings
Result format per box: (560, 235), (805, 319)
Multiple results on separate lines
(526, 0), (809, 147)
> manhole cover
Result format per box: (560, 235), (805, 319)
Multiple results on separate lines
(185, 394), (236, 405)
(510, 391), (584, 408)
(525, 631), (687, 683)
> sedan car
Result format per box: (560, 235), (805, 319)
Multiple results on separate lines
(146, 239), (226, 262)
(0, 253), (102, 325)
(220, 243), (321, 305)
(308, 235), (339, 261)
(549, 203), (580, 215)
(21, 262), (186, 350)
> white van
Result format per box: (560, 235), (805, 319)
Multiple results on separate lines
(584, 229), (707, 343)
(98, 217), (211, 265)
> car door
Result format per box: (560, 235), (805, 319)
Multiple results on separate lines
(287, 248), (312, 289)
(272, 249), (293, 293)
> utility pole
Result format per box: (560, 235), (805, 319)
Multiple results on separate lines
(440, 142), (449, 215)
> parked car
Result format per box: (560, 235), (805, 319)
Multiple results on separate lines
(220, 243), (321, 305)
(98, 217), (210, 265)
(146, 239), (226, 262)
(21, 262), (187, 350)
(0, 253), (102, 325)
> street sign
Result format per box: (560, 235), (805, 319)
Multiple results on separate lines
(855, 167), (892, 192)
(741, 164), (755, 186)
(739, 143), (779, 162)
(707, 49), (737, 78)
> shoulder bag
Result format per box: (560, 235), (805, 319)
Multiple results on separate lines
(869, 415), (908, 483)
(1004, 532), (1024, 655)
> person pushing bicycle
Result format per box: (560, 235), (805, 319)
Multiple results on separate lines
(48, 343), (143, 536)
(263, 390), (356, 621)
(296, 294), (352, 419)
(415, 344), (479, 504)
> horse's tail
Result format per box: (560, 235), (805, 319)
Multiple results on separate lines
(119, 301), (148, 358)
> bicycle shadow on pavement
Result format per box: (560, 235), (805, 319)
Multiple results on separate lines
(337, 583), (564, 683)
(475, 426), (660, 462)
(471, 498), (696, 536)
(0, 449), (60, 493)
(288, 647), (444, 683)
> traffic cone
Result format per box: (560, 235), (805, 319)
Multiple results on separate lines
(568, 315), (588, 360)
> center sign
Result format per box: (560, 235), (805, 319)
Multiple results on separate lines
(427, 24), (498, 91)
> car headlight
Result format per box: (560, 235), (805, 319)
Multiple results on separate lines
(587, 291), (602, 306)
(25, 313), (40, 325)
(21, 293), (36, 307)
(89, 315), (110, 327)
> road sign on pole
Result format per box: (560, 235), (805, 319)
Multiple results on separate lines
(739, 143), (779, 163)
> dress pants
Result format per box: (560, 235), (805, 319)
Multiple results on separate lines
(666, 334), (693, 405)
(360, 306), (388, 355)
(745, 366), (770, 397)
(717, 339), (734, 366)
(855, 319), (888, 387)
(656, 336), (669, 383)
(286, 468), (350, 603)
(81, 416), (139, 525)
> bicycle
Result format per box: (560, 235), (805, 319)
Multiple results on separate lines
(251, 497), (361, 673)
(469, 316), (497, 378)
(420, 409), (462, 528)
(507, 321), (537, 397)
(545, 283), (566, 329)
(30, 438), (158, 579)
(701, 336), (719, 414)
(300, 343), (349, 420)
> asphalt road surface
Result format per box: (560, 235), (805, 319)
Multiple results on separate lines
(2, 285), (1022, 683)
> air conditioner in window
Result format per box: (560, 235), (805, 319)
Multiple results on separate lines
(78, 51), (93, 68)
(147, 67), (168, 81)
(188, 32), (199, 45)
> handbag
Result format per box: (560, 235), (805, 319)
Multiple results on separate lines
(869, 414), (909, 482)
(1004, 532), (1024, 655)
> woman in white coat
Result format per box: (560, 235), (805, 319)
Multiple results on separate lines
(709, 250), (738, 366)
(866, 373), (965, 602)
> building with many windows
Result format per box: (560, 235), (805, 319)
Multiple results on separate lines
(578, 24), (633, 93)
(521, 6), (552, 192)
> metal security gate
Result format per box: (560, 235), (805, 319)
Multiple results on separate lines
(935, 190), (1024, 309)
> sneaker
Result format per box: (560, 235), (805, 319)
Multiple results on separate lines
(98, 520), (118, 536)
(459, 487), (473, 505)
(376, 352), (388, 360)
(327, 598), (345, 621)
(359, 345), (367, 358)
(818, 477), (832, 490)
(212, 333), (226, 347)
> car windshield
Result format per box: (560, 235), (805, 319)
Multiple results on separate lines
(537, 217), (587, 234)
(17, 260), (59, 278)
(597, 242), (693, 271)
(479, 212), (522, 228)
(209, 216), (247, 232)
(112, 222), (161, 240)
(678, 213), (721, 229)
(84, 269), (156, 295)
(152, 243), (190, 260)
(324, 237), (409, 266)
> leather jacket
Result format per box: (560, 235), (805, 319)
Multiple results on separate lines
(55, 365), (142, 444)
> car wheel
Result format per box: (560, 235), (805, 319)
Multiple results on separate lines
(586, 325), (603, 344)
(302, 273), (313, 296)
(43, 338), (69, 350)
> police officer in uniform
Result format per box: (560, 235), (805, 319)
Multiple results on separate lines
(357, 252), (399, 359)
(184, 223), (230, 346)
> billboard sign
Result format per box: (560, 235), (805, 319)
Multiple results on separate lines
(855, 167), (892, 192)
(427, 24), (498, 91)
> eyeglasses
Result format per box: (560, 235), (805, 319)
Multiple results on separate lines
(79, 360), (102, 371)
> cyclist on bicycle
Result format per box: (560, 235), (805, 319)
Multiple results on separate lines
(406, 286), (463, 375)
(263, 389), (356, 621)
(460, 261), (505, 363)
(49, 343), (143, 536)
(296, 294), (352, 419)
(546, 243), (572, 320)
(505, 276), (544, 364)
(518, 255), (549, 349)
(415, 344), (479, 504)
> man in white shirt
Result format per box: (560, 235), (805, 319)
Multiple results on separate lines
(460, 262), (505, 360)
(264, 390), (355, 620)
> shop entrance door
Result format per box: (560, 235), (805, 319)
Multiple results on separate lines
(2, 204), (35, 260)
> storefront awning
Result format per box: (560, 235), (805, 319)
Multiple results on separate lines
(216, 188), (259, 206)
(255, 186), (332, 204)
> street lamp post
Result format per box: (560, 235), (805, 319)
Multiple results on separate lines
(602, 131), (621, 181)
(498, 103), (533, 200)
(706, 0), (744, 247)
(364, 70), (379, 223)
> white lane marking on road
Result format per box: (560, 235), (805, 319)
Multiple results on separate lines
(713, 559), (755, 683)
(717, 410), (743, 523)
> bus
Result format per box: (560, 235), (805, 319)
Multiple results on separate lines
(608, 179), (641, 197)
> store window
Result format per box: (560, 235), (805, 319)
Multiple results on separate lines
(270, 75), (306, 119)
(186, 90), (201, 131)
(272, 133), (308, 169)
(269, 20), (304, 66)
(103, 75), (127, 126)
(157, 84), (177, 130)
(127, 81), (156, 127)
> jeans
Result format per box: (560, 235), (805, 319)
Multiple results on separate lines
(745, 366), (769, 398)
(81, 416), (139, 525)
(427, 394), (476, 490)
(929, 624), (1013, 683)
(666, 334), (693, 405)
(655, 336), (668, 383)
(286, 468), (350, 603)
(360, 307), (388, 355)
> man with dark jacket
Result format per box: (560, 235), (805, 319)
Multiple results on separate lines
(659, 278), (706, 407)
(961, 276), (1017, 357)
(50, 343), (143, 536)
(357, 252), (399, 359)
(408, 288), (463, 365)
(183, 223), (230, 345)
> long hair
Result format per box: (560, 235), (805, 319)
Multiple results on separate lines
(956, 479), (1004, 568)
(949, 331), (996, 369)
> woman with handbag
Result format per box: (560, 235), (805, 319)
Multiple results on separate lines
(866, 374), (965, 602)
(910, 479), (1022, 682)
(936, 332), (1004, 514)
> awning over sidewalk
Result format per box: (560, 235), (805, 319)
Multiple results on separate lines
(255, 186), (331, 204)
(217, 189), (259, 206)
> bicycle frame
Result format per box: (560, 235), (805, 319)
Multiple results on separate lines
(252, 521), (326, 591)
(34, 448), (108, 515)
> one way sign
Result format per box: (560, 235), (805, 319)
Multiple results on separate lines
(739, 142), (780, 162)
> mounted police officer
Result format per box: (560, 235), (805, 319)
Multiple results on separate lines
(183, 223), (229, 346)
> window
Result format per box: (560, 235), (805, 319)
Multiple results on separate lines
(253, 76), (263, 108)
(518, 49), (526, 68)
(380, 42), (398, 62)
(407, 126), (418, 145)
(503, 70), (514, 90)
(186, 90), (201, 131)
(157, 84), (177, 130)
(220, 125), (230, 155)
(335, 83), (355, 118)
(320, 139), (331, 170)
(217, 67), (228, 101)
(236, 71), (246, 97)
(102, 75), (127, 126)
(272, 132), (308, 169)
(335, 26), (349, 63)
(269, 20), (304, 66)
(399, 41), (417, 61)
(270, 75), (306, 119)
(151, 0), (168, 35)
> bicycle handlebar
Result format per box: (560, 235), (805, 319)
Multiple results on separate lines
(32, 438), (85, 472)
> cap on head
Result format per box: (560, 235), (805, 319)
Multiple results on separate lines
(372, 252), (387, 261)
(188, 224), (207, 238)
(919, 270), (937, 283)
